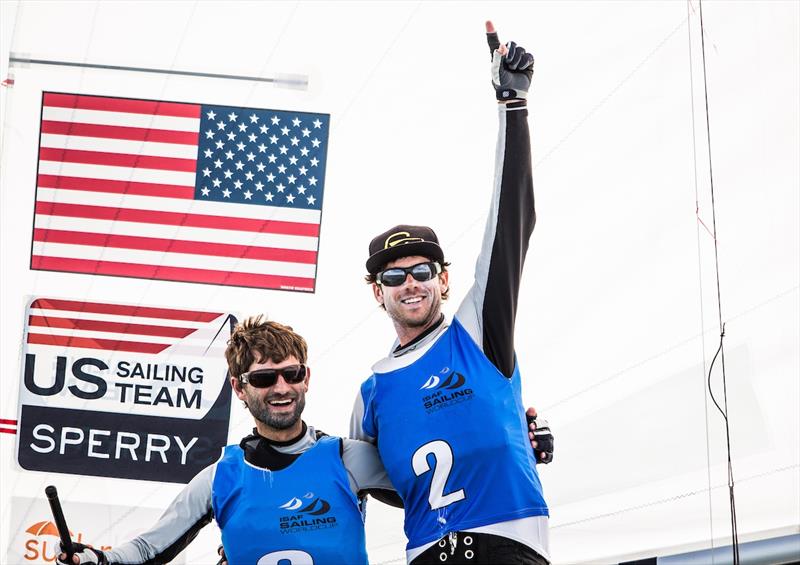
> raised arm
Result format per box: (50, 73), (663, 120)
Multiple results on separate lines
(455, 21), (535, 378)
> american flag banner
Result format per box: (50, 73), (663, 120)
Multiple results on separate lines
(32, 92), (330, 292)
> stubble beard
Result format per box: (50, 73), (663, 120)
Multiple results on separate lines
(247, 391), (306, 430)
(387, 289), (441, 331)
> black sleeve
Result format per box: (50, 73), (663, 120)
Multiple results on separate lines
(363, 489), (405, 508)
(138, 510), (213, 565)
(483, 101), (535, 377)
(455, 101), (535, 378)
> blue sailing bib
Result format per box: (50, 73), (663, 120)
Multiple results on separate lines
(360, 319), (548, 549)
(212, 436), (368, 564)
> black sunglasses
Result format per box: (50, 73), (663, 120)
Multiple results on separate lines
(376, 261), (442, 287)
(239, 364), (307, 388)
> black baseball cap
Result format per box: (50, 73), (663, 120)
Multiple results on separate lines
(366, 225), (445, 275)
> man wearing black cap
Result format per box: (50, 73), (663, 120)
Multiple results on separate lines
(350, 22), (551, 565)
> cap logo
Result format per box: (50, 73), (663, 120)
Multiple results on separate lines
(384, 231), (424, 250)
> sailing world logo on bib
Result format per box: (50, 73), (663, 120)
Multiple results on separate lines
(420, 367), (474, 413)
(278, 492), (337, 533)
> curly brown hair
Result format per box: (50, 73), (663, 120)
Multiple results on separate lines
(225, 315), (308, 379)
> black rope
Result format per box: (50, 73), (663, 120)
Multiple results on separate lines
(706, 325), (739, 564)
(697, 0), (740, 562)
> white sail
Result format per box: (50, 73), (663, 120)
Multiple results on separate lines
(1, 2), (797, 564)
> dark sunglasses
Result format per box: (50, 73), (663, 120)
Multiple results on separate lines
(239, 364), (307, 388)
(376, 261), (442, 287)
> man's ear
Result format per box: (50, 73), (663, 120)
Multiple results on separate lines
(230, 375), (246, 401)
(372, 282), (384, 305)
(439, 269), (449, 294)
(304, 366), (311, 391)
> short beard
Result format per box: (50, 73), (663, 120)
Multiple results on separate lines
(387, 291), (441, 330)
(247, 393), (305, 430)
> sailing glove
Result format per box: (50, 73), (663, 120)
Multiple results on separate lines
(488, 35), (534, 101)
(528, 413), (554, 464)
(57, 543), (109, 565)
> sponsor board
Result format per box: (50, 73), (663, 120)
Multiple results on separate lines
(5, 496), (186, 564)
(17, 297), (235, 483)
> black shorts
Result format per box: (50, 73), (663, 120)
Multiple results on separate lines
(410, 532), (548, 565)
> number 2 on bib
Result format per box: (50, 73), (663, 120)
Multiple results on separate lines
(257, 550), (313, 565)
(412, 440), (465, 510)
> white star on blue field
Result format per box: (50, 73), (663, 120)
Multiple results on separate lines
(195, 106), (330, 210)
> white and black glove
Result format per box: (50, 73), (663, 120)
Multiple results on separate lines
(486, 25), (534, 101)
(527, 412), (554, 464)
(57, 542), (109, 565)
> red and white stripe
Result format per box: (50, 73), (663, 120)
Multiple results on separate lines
(33, 93), (319, 291)
(26, 298), (224, 355)
(0, 418), (17, 435)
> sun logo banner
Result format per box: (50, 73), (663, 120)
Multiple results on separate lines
(6, 497), (184, 564)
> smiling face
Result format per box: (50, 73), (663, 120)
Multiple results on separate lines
(372, 254), (449, 346)
(232, 355), (309, 441)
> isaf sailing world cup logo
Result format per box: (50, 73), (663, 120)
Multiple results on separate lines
(420, 367), (474, 413)
(278, 492), (337, 533)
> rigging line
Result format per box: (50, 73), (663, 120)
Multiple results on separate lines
(550, 463), (798, 530)
(686, 0), (716, 558)
(7, 57), (305, 86)
(540, 284), (797, 413)
(698, 0), (739, 562)
(332, 0), (423, 131)
(241, 1), (303, 102)
(451, 16), (689, 282)
(697, 212), (715, 239)
(451, 14), (690, 253)
(534, 15), (687, 167)
(706, 326), (727, 418)
(10, 3), (304, 91)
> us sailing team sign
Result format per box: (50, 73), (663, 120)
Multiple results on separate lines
(16, 297), (236, 483)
